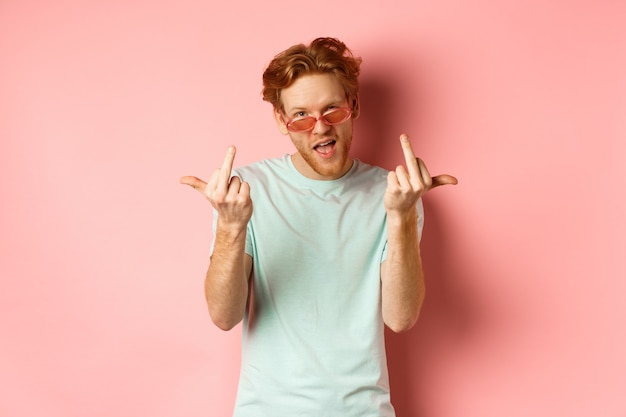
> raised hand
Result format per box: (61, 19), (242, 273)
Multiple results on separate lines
(180, 146), (253, 229)
(384, 134), (458, 214)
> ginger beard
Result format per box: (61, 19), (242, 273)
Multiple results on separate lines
(288, 128), (353, 179)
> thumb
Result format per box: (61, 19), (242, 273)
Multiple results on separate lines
(430, 174), (458, 189)
(180, 175), (208, 193)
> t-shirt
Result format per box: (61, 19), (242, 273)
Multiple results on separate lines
(213, 154), (423, 417)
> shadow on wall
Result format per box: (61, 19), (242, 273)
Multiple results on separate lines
(353, 61), (479, 415)
(351, 75), (397, 166)
(352, 74), (407, 168)
(386, 199), (479, 416)
(351, 60), (431, 167)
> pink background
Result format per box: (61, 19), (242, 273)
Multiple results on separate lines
(1, 0), (625, 416)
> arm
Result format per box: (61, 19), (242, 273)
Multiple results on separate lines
(380, 205), (424, 333)
(381, 134), (457, 333)
(205, 228), (253, 331)
(181, 146), (253, 331)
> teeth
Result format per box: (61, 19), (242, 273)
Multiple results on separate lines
(316, 140), (334, 148)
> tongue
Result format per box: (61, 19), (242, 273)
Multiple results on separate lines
(316, 143), (333, 155)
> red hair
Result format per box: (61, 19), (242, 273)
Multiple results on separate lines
(262, 37), (362, 111)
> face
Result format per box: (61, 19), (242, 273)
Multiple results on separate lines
(274, 73), (359, 180)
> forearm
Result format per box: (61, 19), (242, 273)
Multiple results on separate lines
(205, 223), (250, 331)
(381, 209), (425, 333)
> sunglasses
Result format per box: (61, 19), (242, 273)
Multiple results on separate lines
(284, 107), (352, 133)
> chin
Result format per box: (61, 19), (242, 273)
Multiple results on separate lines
(295, 136), (353, 179)
(312, 158), (351, 179)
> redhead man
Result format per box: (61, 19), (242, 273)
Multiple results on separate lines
(181, 37), (457, 417)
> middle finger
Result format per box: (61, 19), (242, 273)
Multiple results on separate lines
(400, 134), (420, 180)
(216, 146), (236, 194)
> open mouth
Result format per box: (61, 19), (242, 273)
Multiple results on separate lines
(314, 139), (336, 155)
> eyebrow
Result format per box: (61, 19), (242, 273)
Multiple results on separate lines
(286, 98), (347, 116)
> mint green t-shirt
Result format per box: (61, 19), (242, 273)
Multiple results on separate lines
(218, 155), (423, 417)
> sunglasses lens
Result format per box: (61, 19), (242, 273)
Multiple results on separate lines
(288, 118), (316, 132)
(324, 108), (351, 124)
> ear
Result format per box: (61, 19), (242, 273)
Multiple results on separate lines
(351, 94), (361, 120)
(273, 108), (289, 135)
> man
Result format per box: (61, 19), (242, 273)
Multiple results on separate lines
(181, 37), (457, 417)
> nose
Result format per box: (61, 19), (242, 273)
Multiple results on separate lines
(312, 117), (332, 134)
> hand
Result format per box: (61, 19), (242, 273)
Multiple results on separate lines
(180, 146), (253, 228)
(384, 134), (458, 214)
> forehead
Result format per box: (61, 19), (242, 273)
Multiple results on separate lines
(281, 73), (346, 111)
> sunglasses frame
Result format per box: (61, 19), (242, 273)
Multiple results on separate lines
(284, 107), (352, 133)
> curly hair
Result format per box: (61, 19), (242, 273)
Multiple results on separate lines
(262, 37), (362, 111)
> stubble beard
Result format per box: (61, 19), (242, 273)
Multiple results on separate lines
(300, 135), (352, 179)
